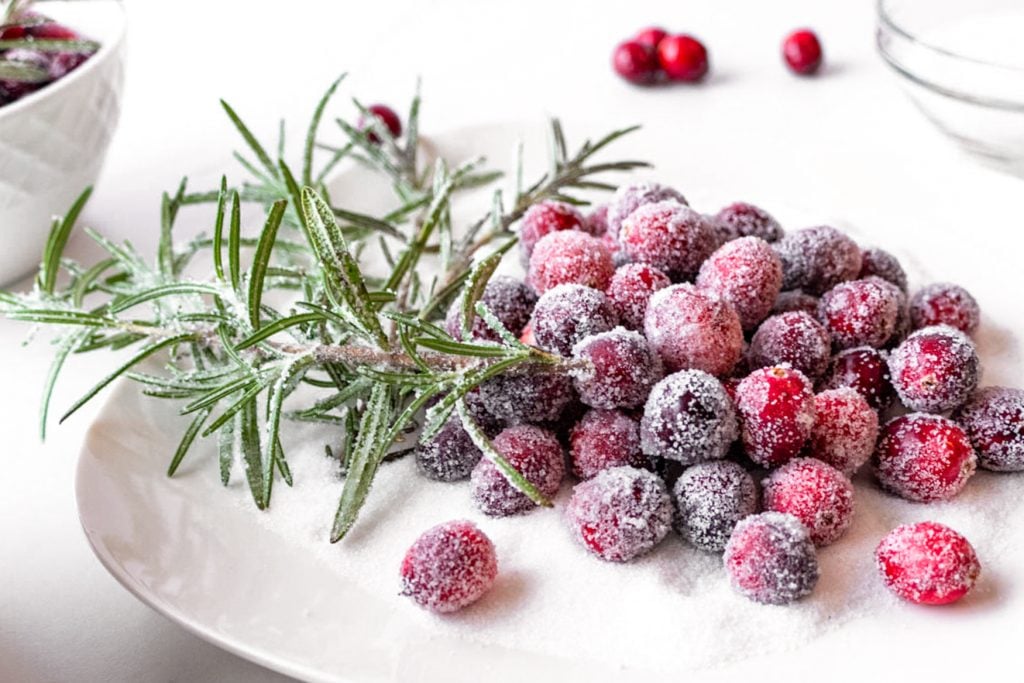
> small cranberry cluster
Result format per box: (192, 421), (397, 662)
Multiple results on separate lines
(0, 18), (93, 106)
(612, 26), (823, 85)
(399, 182), (1015, 613)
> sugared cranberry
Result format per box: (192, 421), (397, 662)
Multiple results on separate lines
(657, 34), (709, 82)
(471, 425), (565, 516)
(414, 414), (483, 482)
(735, 366), (816, 468)
(571, 328), (662, 409)
(620, 201), (716, 281)
(583, 203), (610, 237)
(27, 22), (79, 40)
(359, 104), (402, 144)
(819, 278), (901, 350)
(635, 26), (669, 50)
(875, 522), (981, 605)
(445, 275), (536, 342)
(529, 230), (615, 294)
(605, 262), (671, 330)
(874, 414), (977, 502)
(531, 284), (618, 356)
(0, 24), (26, 40)
(565, 466), (672, 562)
(612, 40), (660, 85)
(640, 370), (738, 464)
(569, 409), (645, 479)
(809, 388), (879, 475)
(399, 520), (498, 613)
(519, 200), (586, 262)
(673, 460), (758, 553)
(909, 283), (980, 335)
(771, 290), (820, 317)
(762, 458), (854, 547)
(724, 512), (819, 604)
(953, 386), (1024, 472)
(696, 236), (783, 331)
(888, 326), (979, 413)
(645, 284), (744, 376)
(712, 202), (784, 245)
(782, 29), (823, 75)
(822, 346), (895, 410)
(859, 247), (908, 292)
(476, 366), (574, 425)
(775, 225), (862, 295)
(47, 51), (89, 79)
(747, 311), (831, 381)
(606, 182), (688, 241)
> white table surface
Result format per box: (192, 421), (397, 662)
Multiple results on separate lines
(2, 1), (1022, 681)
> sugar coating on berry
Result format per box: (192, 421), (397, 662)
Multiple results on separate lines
(809, 388), (879, 475)
(723, 511), (819, 605)
(415, 413), (484, 482)
(583, 203), (609, 237)
(909, 282), (980, 335)
(565, 466), (672, 562)
(569, 409), (646, 479)
(772, 290), (820, 317)
(859, 247), (908, 292)
(888, 325), (980, 413)
(640, 369), (738, 464)
(477, 367), (574, 425)
(873, 413), (977, 503)
(953, 386), (1024, 472)
(673, 460), (758, 553)
(531, 284), (619, 356)
(519, 200), (586, 261)
(736, 366), (816, 468)
(875, 522), (981, 606)
(775, 225), (862, 295)
(762, 458), (854, 547)
(528, 230), (615, 295)
(747, 311), (831, 380)
(606, 182), (688, 240)
(471, 425), (565, 516)
(819, 278), (901, 350)
(696, 236), (783, 331)
(606, 263), (671, 330)
(620, 201), (717, 281)
(712, 202), (784, 244)
(571, 327), (663, 409)
(644, 283), (744, 376)
(822, 346), (895, 410)
(445, 275), (536, 342)
(399, 520), (498, 613)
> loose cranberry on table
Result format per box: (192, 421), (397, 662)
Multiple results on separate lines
(774, 225), (862, 295)
(735, 365), (816, 468)
(611, 40), (660, 85)
(673, 460), (758, 553)
(763, 458), (854, 547)
(644, 283), (744, 376)
(414, 413), (483, 482)
(569, 409), (645, 479)
(476, 367), (574, 425)
(605, 181), (688, 241)
(657, 34), (709, 82)
(888, 325), (980, 413)
(724, 511), (819, 605)
(571, 328), (662, 409)
(909, 282), (980, 335)
(874, 414), (977, 503)
(605, 262), (671, 330)
(399, 520), (498, 613)
(471, 424), (565, 517)
(529, 229), (615, 294)
(954, 386), (1024, 472)
(696, 236), (783, 332)
(822, 346), (896, 410)
(782, 29), (824, 75)
(358, 104), (402, 143)
(444, 275), (536, 342)
(531, 283), (619, 356)
(640, 369), (738, 464)
(875, 522), (981, 606)
(808, 388), (879, 475)
(619, 200), (717, 281)
(519, 200), (587, 262)
(859, 247), (909, 292)
(819, 277), (901, 350)
(712, 202), (785, 245)
(746, 311), (831, 381)
(565, 466), (673, 562)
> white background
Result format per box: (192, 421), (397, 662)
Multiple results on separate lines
(2, 0), (1022, 681)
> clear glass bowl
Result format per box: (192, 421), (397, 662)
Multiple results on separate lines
(877, 0), (1024, 177)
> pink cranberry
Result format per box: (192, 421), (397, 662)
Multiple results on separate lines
(415, 414), (483, 482)
(712, 202), (784, 244)
(775, 225), (862, 295)
(673, 460), (758, 552)
(859, 247), (908, 292)
(569, 409), (645, 479)
(605, 262), (671, 330)
(399, 520), (498, 613)
(809, 388), (879, 475)
(471, 425), (565, 516)
(531, 284), (618, 356)
(953, 386), (1024, 472)
(735, 366), (816, 468)
(772, 290), (820, 317)
(476, 367), (574, 425)
(583, 203), (610, 237)
(359, 104), (402, 144)
(875, 522), (981, 605)
(620, 201), (716, 281)
(519, 200), (586, 262)
(822, 346), (896, 410)
(657, 34), (709, 82)
(747, 311), (831, 380)
(874, 414), (977, 502)
(697, 236), (783, 331)
(571, 328), (662, 409)
(606, 182), (688, 241)
(529, 230), (615, 294)
(644, 283), (744, 376)
(762, 458), (854, 547)
(782, 29), (823, 75)
(909, 283), (980, 335)
(635, 26), (669, 50)
(565, 466), (672, 562)
(724, 512), (819, 604)
(819, 278), (901, 350)
(444, 275), (536, 342)
(611, 40), (660, 84)
(640, 370), (738, 464)
(888, 326), (980, 413)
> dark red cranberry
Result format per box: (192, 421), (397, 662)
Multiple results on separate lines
(605, 262), (671, 330)
(747, 311), (831, 381)
(953, 386), (1024, 472)
(771, 290), (820, 317)
(762, 458), (854, 547)
(619, 201), (717, 281)
(782, 29), (823, 75)
(640, 369), (738, 464)
(531, 284), (618, 356)
(28, 22), (79, 40)
(0, 24), (27, 40)
(635, 26), (668, 50)
(414, 414), (483, 482)
(359, 104), (402, 143)
(583, 203), (610, 237)
(819, 278), (901, 350)
(735, 366), (816, 468)
(657, 34), (709, 82)
(47, 51), (89, 79)
(569, 409), (645, 479)
(875, 522), (981, 605)
(400, 520), (497, 612)
(672, 460), (758, 553)
(888, 326), (979, 413)
(571, 328), (662, 409)
(529, 230), (615, 294)
(774, 225), (862, 295)
(519, 200), (586, 262)
(471, 425), (565, 516)
(606, 182), (688, 241)
(859, 247), (908, 292)
(476, 366), (574, 425)
(611, 40), (660, 85)
(697, 236), (783, 331)
(909, 283), (980, 335)
(822, 346), (895, 410)
(712, 202), (784, 244)
(724, 512), (819, 604)
(873, 414), (977, 502)
(444, 275), (536, 342)
(809, 388), (879, 475)
(644, 283), (744, 376)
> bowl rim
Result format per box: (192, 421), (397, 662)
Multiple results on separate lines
(0, 0), (126, 121)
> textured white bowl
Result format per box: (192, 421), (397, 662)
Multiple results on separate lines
(0, 0), (126, 285)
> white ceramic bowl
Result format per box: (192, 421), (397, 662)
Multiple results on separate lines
(0, 0), (126, 285)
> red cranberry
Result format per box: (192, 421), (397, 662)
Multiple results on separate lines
(909, 283), (980, 335)
(640, 370), (738, 464)
(47, 51), (89, 79)
(673, 460), (758, 552)
(605, 262), (671, 330)
(359, 104), (402, 143)
(822, 346), (896, 410)
(712, 202), (784, 244)
(531, 284), (618, 356)
(782, 29), (823, 75)
(724, 512), (819, 604)
(875, 522), (981, 605)
(762, 458), (854, 547)
(859, 247), (908, 292)
(529, 230), (615, 294)
(809, 388), (879, 475)
(874, 414), (977, 502)
(888, 326), (979, 413)
(747, 311), (831, 381)
(735, 366), (816, 468)
(471, 425), (565, 516)
(476, 367), (574, 425)
(583, 203), (610, 237)
(0, 25), (26, 40)
(414, 414), (483, 482)
(697, 236), (783, 332)
(611, 40), (660, 85)
(571, 328), (662, 409)
(399, 520), (498, 613)
(772, 290), (820, 317)
(565, 466), (672, 562)
(775, 226), (862, 295)
(644, 283), (744, 376)
(819, 278), (901, 350)
(953, 386), (1024, 472)
(657, 34), (709, 82)
(606, 182), (688, 241)
(635, 26), (669, 50)
(28, 22), (79, 40)
(445, 275), (536, 342)
(519, 200), (586, 262)
(620, 201), (716, 281)
(569, 409), (645, 479)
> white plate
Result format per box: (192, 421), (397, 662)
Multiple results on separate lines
(76, 124), (1024, 682)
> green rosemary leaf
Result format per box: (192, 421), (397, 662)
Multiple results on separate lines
(457, 245), (504, 339)
(275, 435), (293, 486)
(403, 79), (421, 174)
(262, 355), (314, 503)
(201, 378), (270, 438)
(0, 38), (100, 53)
(550, 118), (568, 167)
(84, 227), (146, 272)
(158, 192), (175, 278)
(277, 159), (307, 231)
(220, 99), (279, 181)
(303, 74), (345, 186)
(38, 186), (92, 295)
(247, 199), (287, 330)
(582, 124), (642, 158)
(72, 258), (117, 307)
(354, 366), (438, 386)
(288, 376), (371, 421)
(167, 407), (211, 477)
(331, 206), (403, 240)
(182, 372), (259, 415)
(108, 282), (220, 314)
(39, 330), (88, 440)
(314, 141), (353, 187)
(0, 60), (47, 82)
(475, 302), (529, 349)
(228, 190), (242, 291)
(6, 308), (114, 327)
(234, 311), (322, 351)
(413, 337), (512, 358)
(420, 354), (524, 441)
(212, 177), (228, 282)
(239, 398), (267, 509)
(218, 415), (237, 486)
(383, 311), (449, 339)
